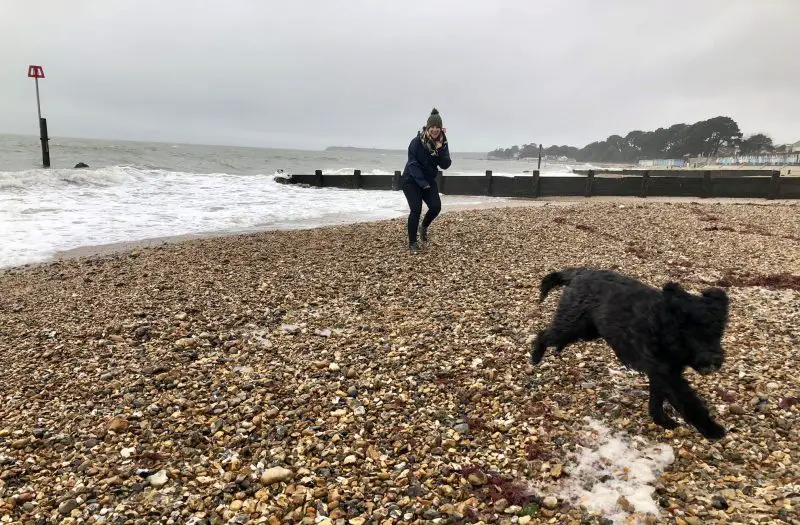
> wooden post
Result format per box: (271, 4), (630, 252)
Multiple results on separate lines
(532, 170), (541, 198)
(485, 170), (493, 196)
(537, 144), (543, 170)
(585, 170), (595, 197)
(769, 171), (780, 200)
(354, 169), (362, 189)
(702, 170), (712, 198)
(436, 170), (444, 192)
(315, 169), (324, 187)
(392, 170), (401, 190)
(39, 117), (50, 168)
(641, 171), (650, 198)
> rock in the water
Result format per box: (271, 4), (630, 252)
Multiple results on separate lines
(74, 162), (89, 168)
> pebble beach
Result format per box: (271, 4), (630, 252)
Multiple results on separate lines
(1, 199), (799, 524)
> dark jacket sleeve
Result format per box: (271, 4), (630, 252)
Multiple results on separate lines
(407, 137), (430, 188)
(436, 142), (452, 170)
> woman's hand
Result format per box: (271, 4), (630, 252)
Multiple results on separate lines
(435, 129), (447, 149)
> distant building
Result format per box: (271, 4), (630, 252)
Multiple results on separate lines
(638, 159), (685, 168)
(791, 140), (800, 153)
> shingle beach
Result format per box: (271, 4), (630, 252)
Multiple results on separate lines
(1, 200), (798, 524)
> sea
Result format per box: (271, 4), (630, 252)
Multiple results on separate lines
(0, 134), (589, 269)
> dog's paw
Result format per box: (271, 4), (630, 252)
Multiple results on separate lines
(700, 421), (726, 440)
(653, 416), (679, 430)
(530, 351), (544, 365)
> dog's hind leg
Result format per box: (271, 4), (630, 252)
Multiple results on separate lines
(648, 379), (678, 429)
(659, 374), (726, 440)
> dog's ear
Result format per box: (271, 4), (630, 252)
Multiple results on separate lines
(662, 282), (684, 295)
(702, 287), (729, 307)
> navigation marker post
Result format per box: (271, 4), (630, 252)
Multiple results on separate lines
(27, 65), (50, 168)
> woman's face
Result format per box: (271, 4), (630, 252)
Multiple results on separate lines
(428, 125), (442, 140)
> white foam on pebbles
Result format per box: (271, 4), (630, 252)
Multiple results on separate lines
(554, 417), (675, 524)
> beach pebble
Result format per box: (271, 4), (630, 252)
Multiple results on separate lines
(260, 467), (292, 485)
(147, 470), (169, 488)
(58, 499), (78, 515)
(542, 496), (558, 509)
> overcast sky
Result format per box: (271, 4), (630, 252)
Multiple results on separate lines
(1, 0), (798, 151)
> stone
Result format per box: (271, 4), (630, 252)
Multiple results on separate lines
(453, 423), (469, 434)
(58, 499), (78, 515)
(729, 404), (745, 415)
(261, 467), (292, 485)
(108, 417), (130, 432)
(467, 470), (488, 486)
(147, 470), (169, 488)
(711, 494), (729, 510)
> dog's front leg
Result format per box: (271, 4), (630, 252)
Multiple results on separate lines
(530, 330), (549, 365)
(662, 374), (726, 440)
(648, 379), (678, 429)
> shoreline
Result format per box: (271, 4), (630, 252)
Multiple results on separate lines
(4, 195), (797, 274)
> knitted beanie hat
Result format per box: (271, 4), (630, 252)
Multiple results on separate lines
(426, 108), (443, 129)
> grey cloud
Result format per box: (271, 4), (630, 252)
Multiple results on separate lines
(1, 0), (798, 151)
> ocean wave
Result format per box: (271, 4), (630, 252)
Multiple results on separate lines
(0, 165), (290, 192)
(0, 166), (148, 190)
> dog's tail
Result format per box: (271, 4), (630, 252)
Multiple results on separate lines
(539, 268), (584, 302)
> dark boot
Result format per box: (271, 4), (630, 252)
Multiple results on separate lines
(409, 241), (422, 253)
(420, 226), (428, 244)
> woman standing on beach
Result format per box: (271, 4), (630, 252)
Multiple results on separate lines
(401, 108), (452, 252)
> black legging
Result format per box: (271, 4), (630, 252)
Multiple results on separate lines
(402, 178), (441, 244)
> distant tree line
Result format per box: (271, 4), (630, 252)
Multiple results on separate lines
(489, 116), (788, 162)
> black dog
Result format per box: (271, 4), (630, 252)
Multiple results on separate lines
(530, 267), (730, 440)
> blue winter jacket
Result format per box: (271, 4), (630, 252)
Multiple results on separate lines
(402, 131), (452, 188)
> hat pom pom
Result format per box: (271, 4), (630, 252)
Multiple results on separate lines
(430, 108), (439, 116)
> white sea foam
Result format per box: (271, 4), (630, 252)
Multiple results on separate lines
(554, 417), (675, 524)
(0, 166), (504, 268)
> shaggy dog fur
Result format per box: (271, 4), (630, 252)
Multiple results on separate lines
(530, 267), (730, 440)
